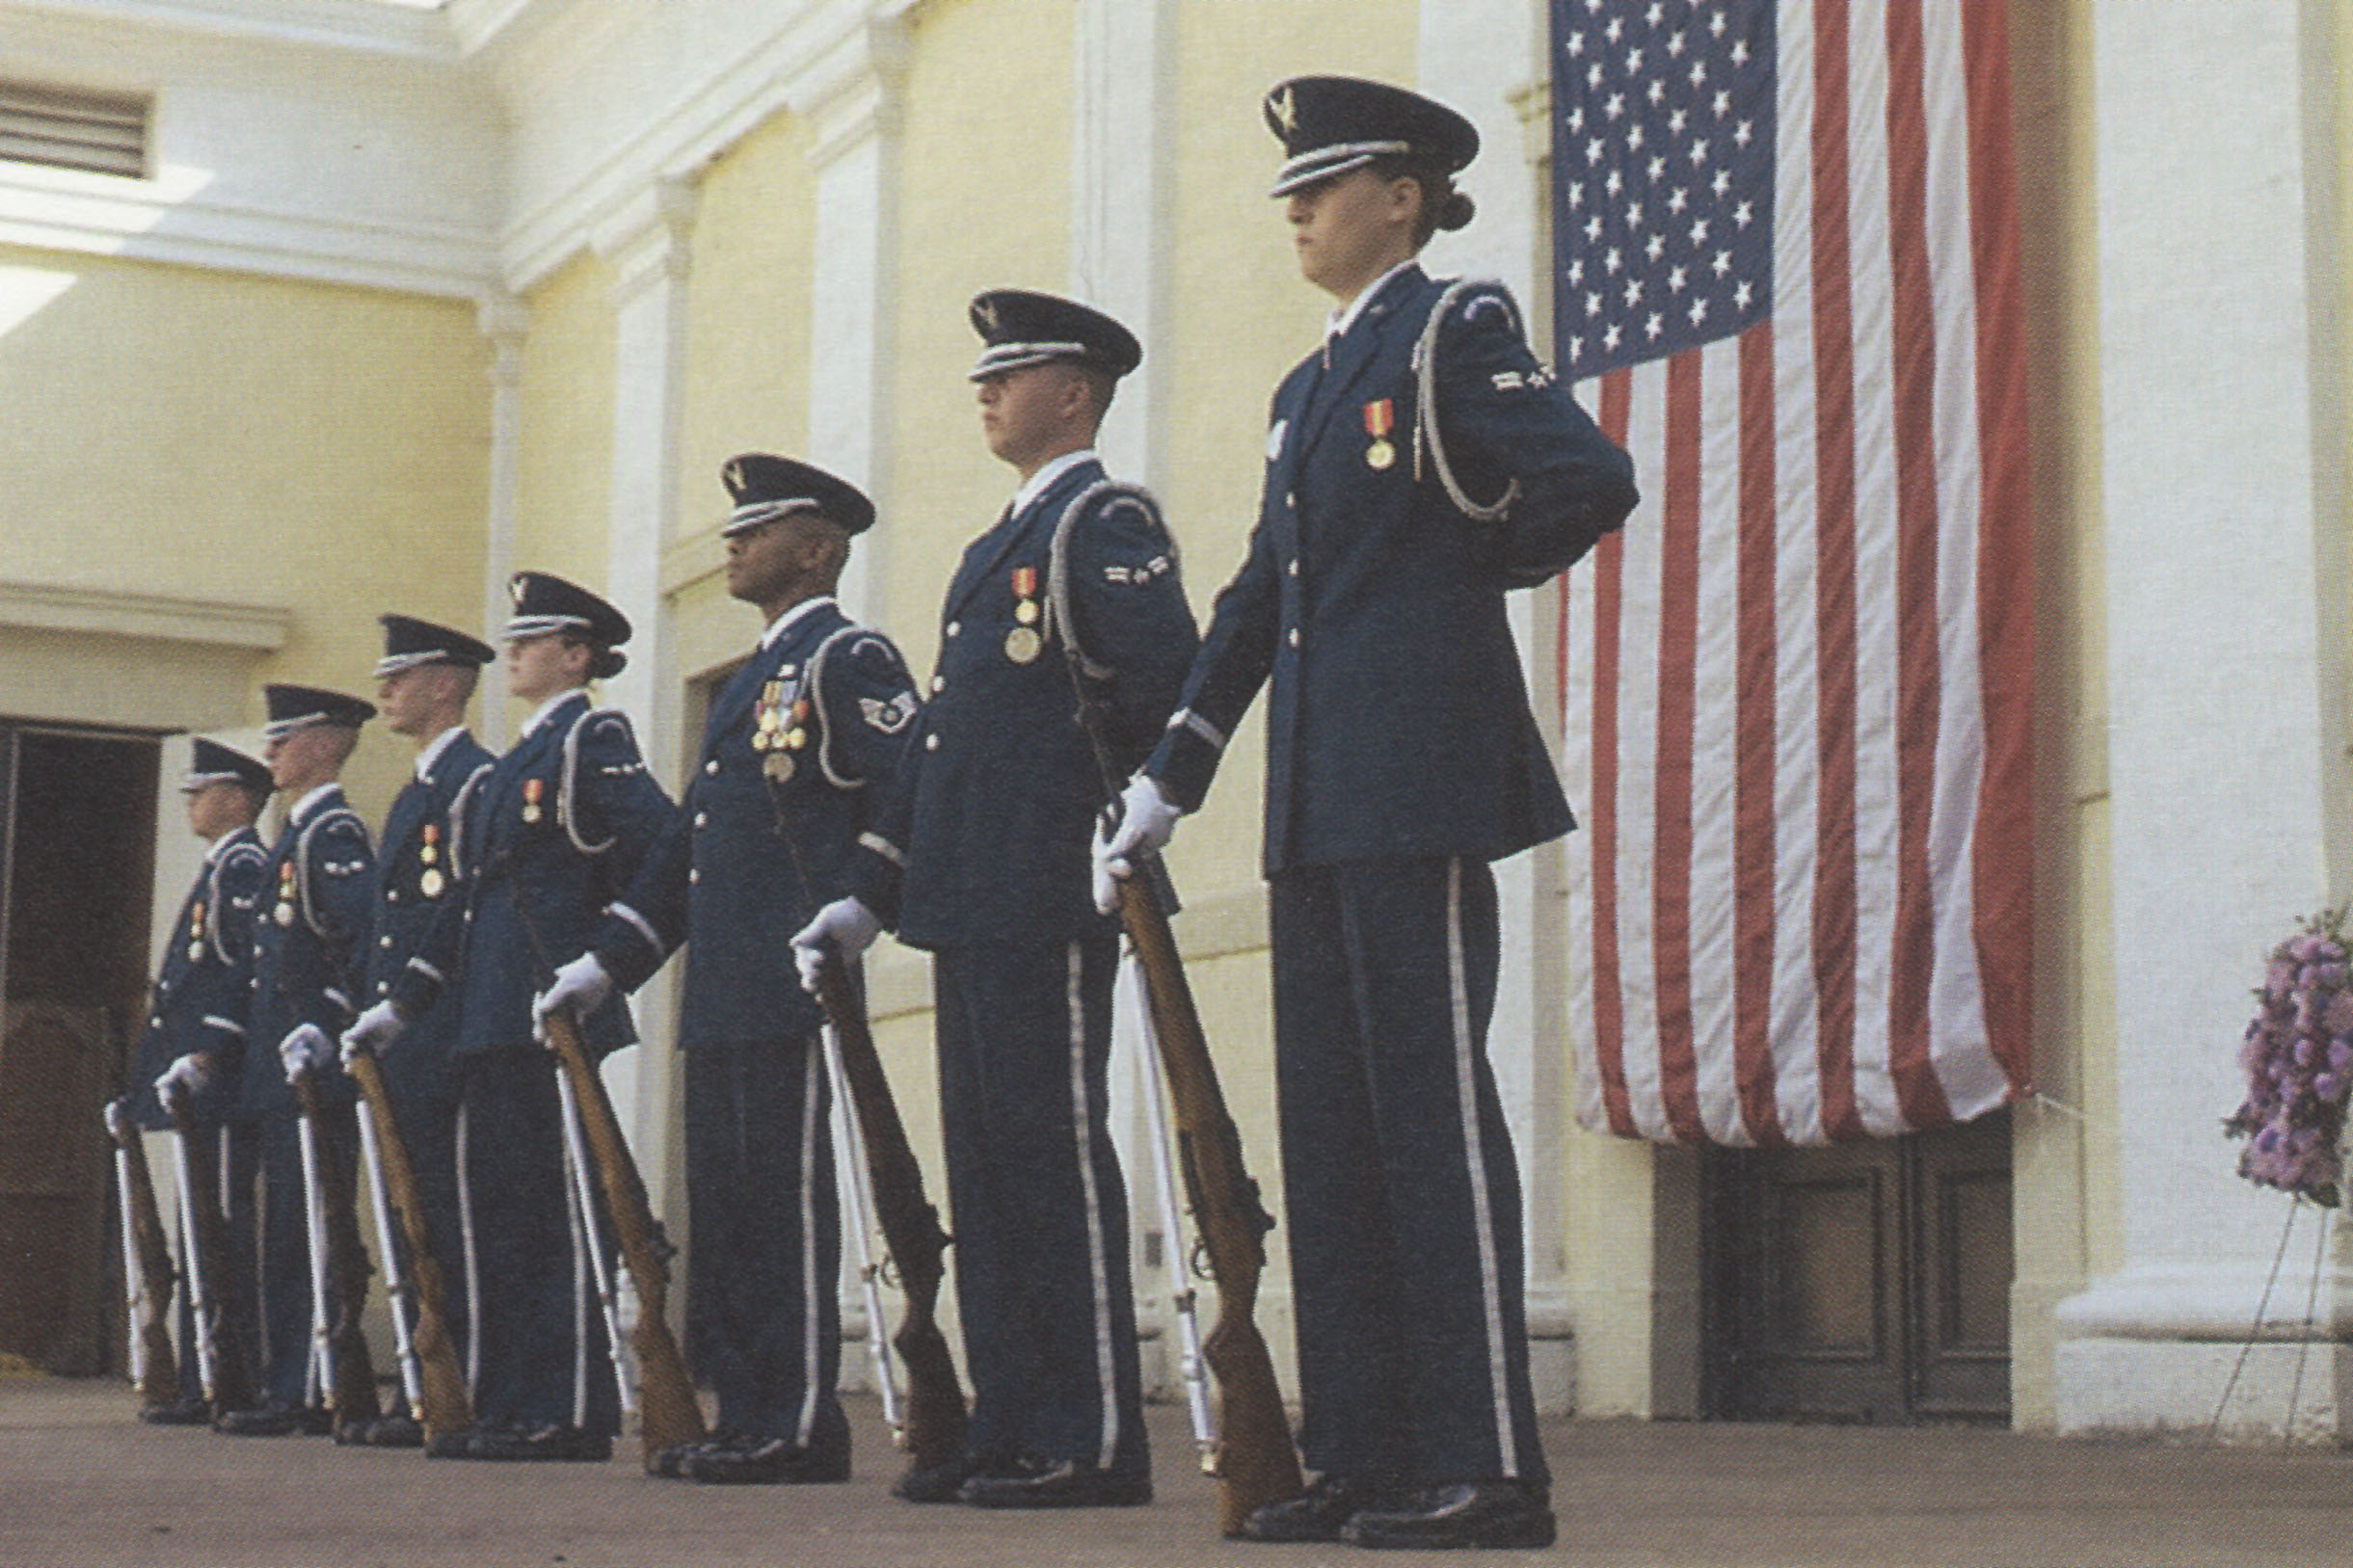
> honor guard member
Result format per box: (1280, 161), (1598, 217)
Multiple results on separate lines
(539, 456), (918, 1485)
(1098, 78), (1639, 1549)
(335, 615), (497, 1448)
(117, 738), (273, 1423)
(346, 571), (676, 1462)
(797, 292), (1198, 1508)
(218, 684), (380, 1437)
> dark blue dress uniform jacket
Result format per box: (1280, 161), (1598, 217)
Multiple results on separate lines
(593, 601), (919, 1046)
(237, 787), (376, 1119)
(362, 731), (495, 1102)
(127, 825), (267, 1129)
(395, 692), (675, 1056)
(1146, 265), (1638, 871)
(855, 457), (1199, 945)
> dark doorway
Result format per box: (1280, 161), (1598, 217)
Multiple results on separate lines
(1701, 1109), (2013, 1423)
(0, 724), (161, 1373)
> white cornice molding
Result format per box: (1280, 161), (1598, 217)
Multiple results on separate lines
(499, 0), (914, 293)
(0, 579), (290, 650)
(0, 165), (496, 298)
(0, 0), (459, 61)
(591, 174), (696, 303)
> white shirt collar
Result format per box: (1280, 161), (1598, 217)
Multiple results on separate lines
(520, 688), (586, 737)
(1326, 259), (1421, 343)
(290, 782), (340, 821)
(1012, 448), (1097, 517)
(762, 595), (836, 651)
(415, 725), (468, 780)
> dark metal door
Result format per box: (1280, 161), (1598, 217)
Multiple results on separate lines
(1702, 1108), (2012, 1422)
(0, 724), (160, 1373)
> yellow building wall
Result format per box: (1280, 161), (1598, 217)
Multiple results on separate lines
(510, 249), (618, 646)
(0, 242), (492, 820)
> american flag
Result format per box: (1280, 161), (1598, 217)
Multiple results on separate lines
(1551, 0), (2033, 1145)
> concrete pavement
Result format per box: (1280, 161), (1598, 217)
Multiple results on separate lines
(3, 1375), (2350, 1567)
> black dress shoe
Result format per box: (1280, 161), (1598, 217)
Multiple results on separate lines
(422, 1424), (480, 1459)
(461, 1422), (614, 1462)
(684, 1435), (849, 1485)
(339, 1412), (423, 1448)
(650, 1425), (743, 1479)
(1339, 1481), (1556, 1550)
(892, 1454), (982, 1503)
(214, 1404), (328, 1437)
(1241, 1473), (1399, 1543)
(959, 1457), (1152, 1509)
(139, 1396), (213, 1427)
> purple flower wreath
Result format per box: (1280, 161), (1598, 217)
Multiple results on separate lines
(2225, 910), (2353, 1207)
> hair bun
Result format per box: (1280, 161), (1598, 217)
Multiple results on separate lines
(592, 649), (628, 681)
(1438, 192), (1476, 231)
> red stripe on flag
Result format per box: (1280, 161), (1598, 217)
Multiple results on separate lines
(1653, 348), (1707, 1142)
(1961, 0), (2035, 1093)
(1734, 320), (1786, 1144)
(1883, 0), (1956, 1128)
(1810, 0), (1863, 1142)
(1590, 368), (1638, 1138)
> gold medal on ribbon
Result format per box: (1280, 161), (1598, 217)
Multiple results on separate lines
(1014, 599), (1040, 625)
(420, 867), (445, 899)
(1363, 397), (1398, 470)
(275, 866), (296, 926)
(1004, 625), (1042, 664)
(522, 777), (544, 825)
(188, 903), (206, 963)
(419, 823), (440, 865)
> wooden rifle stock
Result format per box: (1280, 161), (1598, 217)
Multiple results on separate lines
(163, 1095), (255, 1415)
(1113, 873), (1304, 1536)
(541, 1008), (708, 1469)
(345, 1052), (473, 1437)
(105, 1107), (179, 1409)
(290, 1071), (382, 1431)
(810, 959), (967, 1475)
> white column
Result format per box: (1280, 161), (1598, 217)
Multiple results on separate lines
(1420, 2), (1574, 1414)
(2057, 0), (2353, 1441)
(791, 14), (908, 623)
(1070, 0), (1179, 1398)
(589, 176), (698, 1209)
(476, 293), (528, 751)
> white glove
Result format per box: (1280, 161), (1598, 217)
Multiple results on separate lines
(154, 1053), (211, 1106)
(1093, 774), (1182, 913)
(534, 953), (614, 1045)
(792, 897), (882, 994)
(340, 1000), (406, 1065)
(279, 1023), (333, 1084)
(103, 1098), (130, 1140)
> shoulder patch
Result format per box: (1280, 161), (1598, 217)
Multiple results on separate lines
(859, 692), (918, 734)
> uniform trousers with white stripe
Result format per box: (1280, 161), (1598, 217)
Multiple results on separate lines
(1269, 855), (1549, 1491)
(456, 1047), (618, 1435)
(931, 935), (1149, 1482)
(682, 1037), (846, 1455)
(249, 1103), (360, 1410)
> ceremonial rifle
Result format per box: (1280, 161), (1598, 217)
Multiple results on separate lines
(495, 863), (706, 1470)
(540, 1004), (708, 1469)
(1047, 485), (1306, 1534)
(345, 1051), (473, 1437)
(103, 1101), (178, 1410)
(163, 1089), (254, 1415)
(1110, 872), (1305, 1535)
(289, 1065), (382, 1432)
(810, 957), (968, 1482)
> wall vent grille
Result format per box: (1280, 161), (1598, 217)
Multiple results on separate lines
(0, 82), (148, 179)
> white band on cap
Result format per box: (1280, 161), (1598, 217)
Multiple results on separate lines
(968, 340), (1092, 381)
(721, 497), (822, 537)
(1269, 138), (1413, 198)
(503, 613), (594, 641)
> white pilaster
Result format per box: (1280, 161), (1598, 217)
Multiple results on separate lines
(2058, 0), (2353, 1440)
(790, 13), (907, 623)
(589, 175), (697, 1198)
(476, 293), (529, 750)
(1420, 0), (1573, 1414)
